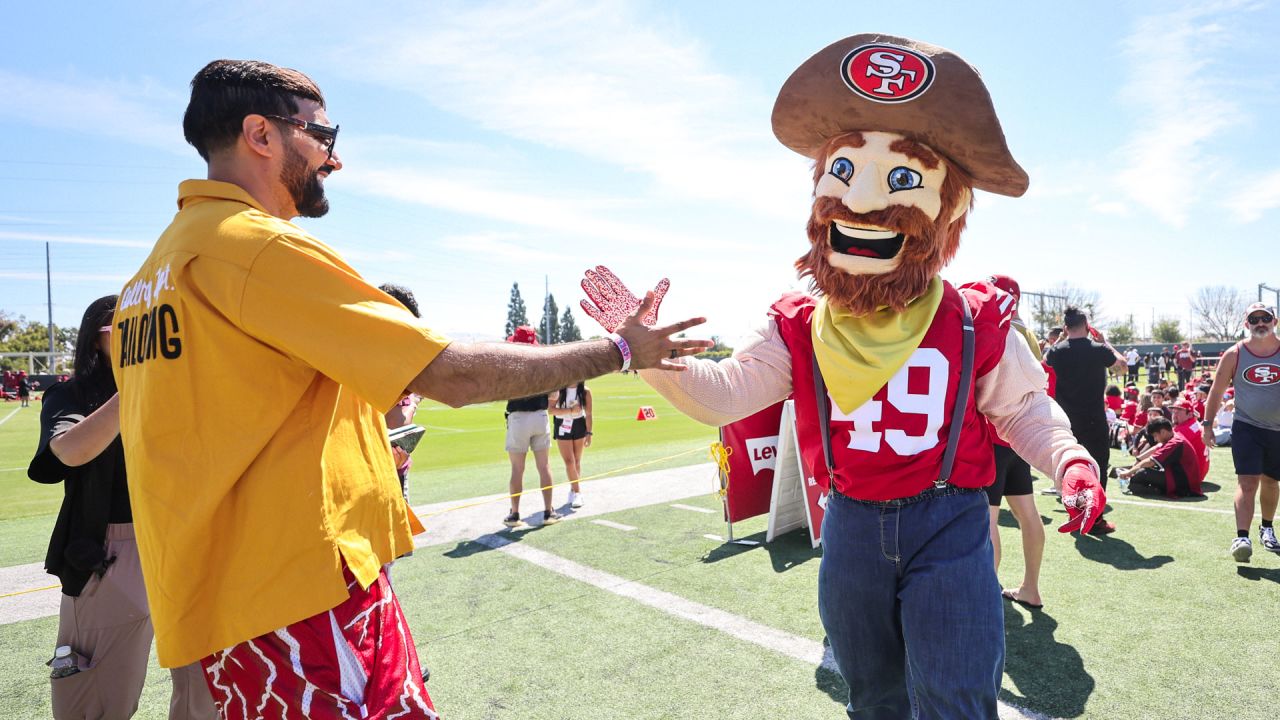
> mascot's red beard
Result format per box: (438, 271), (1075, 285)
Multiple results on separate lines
(796, 164), (973, 317)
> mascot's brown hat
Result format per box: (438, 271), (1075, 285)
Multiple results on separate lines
(772, 33), (1028, 197)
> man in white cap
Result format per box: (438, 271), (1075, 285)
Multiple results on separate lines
(1203, 302), (1280, 562)
(581, 34), (1104, 719)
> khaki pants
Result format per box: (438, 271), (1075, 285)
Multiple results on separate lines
(52, 523), (216, 720)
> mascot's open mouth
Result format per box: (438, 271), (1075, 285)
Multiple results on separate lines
(829, 221), (906, 259)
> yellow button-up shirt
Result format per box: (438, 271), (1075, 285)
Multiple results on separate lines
(113, 180), (447, 666)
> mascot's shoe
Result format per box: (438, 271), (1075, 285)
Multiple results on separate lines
(1260, 526), (1280, 553)
(1231, 536), (1253, 562)
(1087, 519), (1117, 536)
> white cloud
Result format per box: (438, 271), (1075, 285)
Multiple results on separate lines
(1224, 167), (1280, 222)
(0, 230), (152, 249)
(335, 0), (802, 219)
(0, 70), (187, 155)
(1112, 4), (1246, 226)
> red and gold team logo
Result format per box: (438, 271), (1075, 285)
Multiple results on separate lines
(1243, 363), (1280, 386)
(840, 43), (935, 104)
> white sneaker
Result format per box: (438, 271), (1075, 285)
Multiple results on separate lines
(1231, 536), (1253, 563)
(1261, 526), (1280, 553)
(569, 491), (583, 509)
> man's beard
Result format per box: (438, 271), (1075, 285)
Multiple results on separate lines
(795, 195), (965, 316)
(1252, 324), (1274, 339)
(281, 142), (331, 218)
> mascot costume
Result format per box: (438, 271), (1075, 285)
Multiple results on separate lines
(581, 34), (1106, 718)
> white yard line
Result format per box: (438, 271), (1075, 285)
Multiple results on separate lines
(0, 407), (23, 428)
(671, 503), (716, 514)
(1107, 498), (1233, 515)
(476, 533), (1050, 720)
(591, 519), (637, 532)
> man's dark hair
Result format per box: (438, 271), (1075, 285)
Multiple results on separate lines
(379, 283), (420, 318)
(183, 60), (325, 161)
(1062, 306), (1088, 330)
(1147, 417), (1174, 435)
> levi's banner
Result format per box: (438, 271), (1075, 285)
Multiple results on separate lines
(719, 401), (786, 523)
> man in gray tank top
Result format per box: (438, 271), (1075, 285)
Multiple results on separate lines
(1203, 302), (1280, 562)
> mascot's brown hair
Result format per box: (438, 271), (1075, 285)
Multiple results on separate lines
(796, 131), (974, 317)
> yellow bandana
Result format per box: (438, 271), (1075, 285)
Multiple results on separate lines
(812, 277), (944, 415)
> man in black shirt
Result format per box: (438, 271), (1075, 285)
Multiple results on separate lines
(1045, 306), (1126, 533)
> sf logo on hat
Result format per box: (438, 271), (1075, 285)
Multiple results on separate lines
(1244, 363), (1280, 386)
(840, 43), (935, 104)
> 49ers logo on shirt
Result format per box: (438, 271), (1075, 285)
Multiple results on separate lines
(1243, 363), (1280, 386)
(840, 44), (935, 104)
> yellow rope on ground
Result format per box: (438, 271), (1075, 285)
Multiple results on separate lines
(0, 584), (59, 599)
(416, 446), (707, 520)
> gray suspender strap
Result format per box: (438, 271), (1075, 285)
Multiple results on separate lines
(811, 353), (834, 477)
(935, 296), (975, 487)
(810, 290), (976, 489)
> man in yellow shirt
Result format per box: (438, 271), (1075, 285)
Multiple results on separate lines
(113, 59), (708, 720)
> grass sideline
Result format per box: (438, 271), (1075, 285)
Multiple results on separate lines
(3, 386), (1280, 717)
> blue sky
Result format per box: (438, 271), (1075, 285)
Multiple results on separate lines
(2, 0), (1278, 343)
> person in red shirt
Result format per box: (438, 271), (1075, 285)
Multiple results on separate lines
(1117, 417), (1205, 497)
(1105, 384), (1124, 412)
(1170, 399), (1211, 479)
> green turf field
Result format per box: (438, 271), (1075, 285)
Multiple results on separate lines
(2, 386), (1279, 719)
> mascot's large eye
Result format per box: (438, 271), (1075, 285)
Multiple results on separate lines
(887, 166), (923, 192)
(829, 157), (854, 185)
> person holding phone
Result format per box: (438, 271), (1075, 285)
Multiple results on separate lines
(550, 381), (592, 508)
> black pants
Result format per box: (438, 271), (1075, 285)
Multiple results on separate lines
(1127, 366), (1139, 383)
(1069, 419), (1111, 495)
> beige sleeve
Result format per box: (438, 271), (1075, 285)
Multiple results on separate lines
(639, 319), (794, 427)
(977, 331), (1098, 487)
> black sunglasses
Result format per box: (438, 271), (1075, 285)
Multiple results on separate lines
(1247, 313), (1274, 325)
(264, 114), (339, 161)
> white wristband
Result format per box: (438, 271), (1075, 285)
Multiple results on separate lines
(608, 333), (632, 372)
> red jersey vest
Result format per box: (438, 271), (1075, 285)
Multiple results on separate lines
(771, 281), (1012, 501)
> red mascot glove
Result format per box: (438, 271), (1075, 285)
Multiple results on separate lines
(1058, 459), (1105, 535)
(580, 265), (669, 332)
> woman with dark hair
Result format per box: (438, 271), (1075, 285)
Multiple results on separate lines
(28, 295), (214, 720)
(549, 381), (592, 508)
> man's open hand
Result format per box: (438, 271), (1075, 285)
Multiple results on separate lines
(615, 292), (713, 371)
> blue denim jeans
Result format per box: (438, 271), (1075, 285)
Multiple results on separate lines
(818, 486), (1003, 719)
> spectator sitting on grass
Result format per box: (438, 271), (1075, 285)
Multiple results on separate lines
(1115, 417), (1206, 498)
(1214, 398), (1235, 447)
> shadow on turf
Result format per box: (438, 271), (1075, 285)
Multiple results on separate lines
(1071, 532), (1173, 571)
(701, 528), (820, 573)
(1002, 608), (1093, 718)
(1236, 566), (1280, 584)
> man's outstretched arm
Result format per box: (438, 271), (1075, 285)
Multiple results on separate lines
(410, 293), (711, 408)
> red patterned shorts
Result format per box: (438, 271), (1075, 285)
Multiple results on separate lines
(199, 568), (437, 719)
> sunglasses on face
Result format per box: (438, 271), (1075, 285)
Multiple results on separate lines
(264, 114), (339, 162)
(1247, 314), (1274, 325)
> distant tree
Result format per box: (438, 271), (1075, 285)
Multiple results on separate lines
(0, 311), (75, 372)
(539, 293), (560, 345)
(1190, 285), (1247, 341)
(504, 283), (529, 337)
(1026, 283), (1103, 337)
(559, 306), (582, 342)
(1107, 318), (1136, 345)
(1152, 317), (1184, 343)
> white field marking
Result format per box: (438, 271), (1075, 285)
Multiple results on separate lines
(476, 533), (1051, 720)
(420, 425), (470, 434)
(591, 519), (637, 532)
(703, 534), (725, 542)
(671, 503), (716, 514)
(0, 467), (27, 473)
(0, 407), (22, 428)
(1107, 498), (1233, 515)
